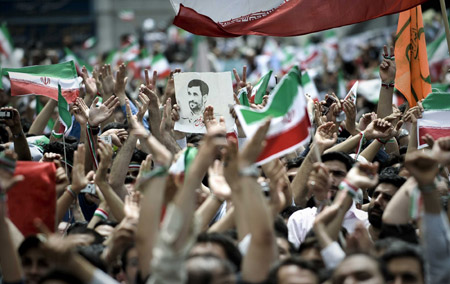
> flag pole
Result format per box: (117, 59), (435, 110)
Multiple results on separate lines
(439, 0), (450, 53)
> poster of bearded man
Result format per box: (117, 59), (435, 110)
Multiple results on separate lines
(174, 72), (235, 133)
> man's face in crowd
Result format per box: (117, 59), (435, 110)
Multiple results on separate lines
(368, 182), (397, 228)
(277, 237), (291, 261)
(187, 85), (205, 115)
(276, 265), (318, 284)
(190, 242), (228, 260)
(21, 247), (50, 284)
(323, 160), (347, 199)
(386, 256), (424, 284)
(124, 247), (139, 284)
(332, 254), (385, 284)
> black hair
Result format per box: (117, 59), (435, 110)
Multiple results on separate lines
(77, 244), (107, 272)
(121, 244), (136, 272)
(187, 133), (204, 147)
(196, 232), (242, 271)
(131, 148), (148, 164)
(43, 141), (78, 165)
(280, 206), (303, 220)
(266, 257), (319, 284)
(321, 151), (354, 171)
(93, 219), (118, 229)
(38, 270), (84, 284)
(18, 235), (42, 256)
(102, 122), (128, 132)
(67, 222), (104, 245)
(381, 241), (424, 281)
(188, 79), (209, 96)
(334, 253), (388, 282)
(285, 156), (305, 170)
(274, 215), (288, 239)
(186, 254), (236, 284)
(378, 169), (406, 190)
(0, 124), (9, 143)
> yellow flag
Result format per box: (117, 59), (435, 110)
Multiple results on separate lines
(394, 5), (431, 107)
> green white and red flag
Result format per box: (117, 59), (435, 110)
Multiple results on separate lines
(251, 70), (272, 104)
(235, 66), (311, 165)
(64, 47), (93, 75)
(0, 23), (13, 59)
(417, 91), (450, 149)
(301, 70), (319, 101)
(149, 53), (171, 78)
(3, 61), (80, 103)
(58, 83), (73, 134)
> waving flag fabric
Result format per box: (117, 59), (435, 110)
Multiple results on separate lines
(2, 61), (80, 103)
(394, 5), (431, 107)
(171, 0), (427, 37)
(235, 66), (311, 165)
(417, 92), (450, 149)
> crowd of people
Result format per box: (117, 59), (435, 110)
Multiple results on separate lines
(1, 10), (450, 284)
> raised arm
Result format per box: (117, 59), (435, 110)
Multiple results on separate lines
(376, 45), (396, 119)
(28, 98), (57, 135)
(1, 107), (31, 161)
(0, 150), (25, 283)
(292, 122), (337, 206)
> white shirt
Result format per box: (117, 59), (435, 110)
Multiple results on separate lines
(287, 202), (369, 248)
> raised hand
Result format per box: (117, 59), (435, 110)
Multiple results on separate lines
(432, 136), (450, 165)
(405, 150), (439, 187)
(163, 69), (181, 103)
(135, 91), (150, 122)
(88, 96), (119, 127)
(81, 66), (97, 98)
(223, 138), (240, 188)
(403, 106), (423, 123)
(379, 45), (396, 83)
(307, 163), (331, 201)
(208, 160), (232, 201)
(92, 69), (104, 96)
(358, 112), (377, 131)
(124, 191), (141, 220)
(345, 162), (379, 189)
(54, 161), (70, 196)
(233, 65), (248, 93)
(239, 119), (271, 167)
(315, 121), (338, 151)
(0, 107), (22, 135)
(160, 98), (174, 133)
(364, 118), (393, 140)
(136, 154), (152, 183)
(71, 144), (88, 194)
(203, 105), (219, 130)
(343, 100), (357, 135)
(114, 63), (128, 105)
(100, 128), (128, 147)
(100, 64), (115, 98)
(40, 152), (62, 163)
(144, 69), (158, 94)
(73, 97), (90, 125)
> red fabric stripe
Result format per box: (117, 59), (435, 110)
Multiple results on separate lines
(418, 126), (450, 146)
(257, 114), (310, 162)
(10, 79), (79, 103)
(174, 1), (427, 37)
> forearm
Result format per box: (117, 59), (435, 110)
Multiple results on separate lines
(195, 194), (223, 232)
(29, 99), (57, 135)
(383, 178), (415, 225)
(97, 182), (125, 221)
(376, 87), (394, 118)
(292, 145), (321, 206)
(406, 122), (418, 155)
(384, 139), (400, 156)
(208, 207), (235, 233)
(12, 131), (32, 161)
(326, 133), (361, 154)
(109, 135), (138, 199)
(85, 126), (99, 172)
(136, 177), (166, 278)
(56, 191), (75, 226)
(0, 218), (24, 282)
(360, 140), (383, 162)
(326, 194), (352, 241)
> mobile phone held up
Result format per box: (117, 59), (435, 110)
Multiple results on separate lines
(0, 110), (13, 119)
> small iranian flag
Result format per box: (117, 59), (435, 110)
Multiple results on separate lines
(251, 70), (272, 104)
(417, 91), (450, 149)
(3, 61), (80, 103)
(235, 66), (311, 165)
(64, 47), (93, 74)
(150, 53), (171, 78)
(237, 87), (250, 107)
(0, 23), (13, 59)
(344, 81), (358, 104)
(58, 83), (72, 134)
(301, 70), (319, 101)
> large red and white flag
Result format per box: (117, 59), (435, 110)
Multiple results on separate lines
(171, 0), (427, 37)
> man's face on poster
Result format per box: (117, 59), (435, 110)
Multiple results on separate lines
(187, 85), (205, 115)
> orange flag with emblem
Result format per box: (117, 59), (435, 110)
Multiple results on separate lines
(394, 5), (431, 107)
